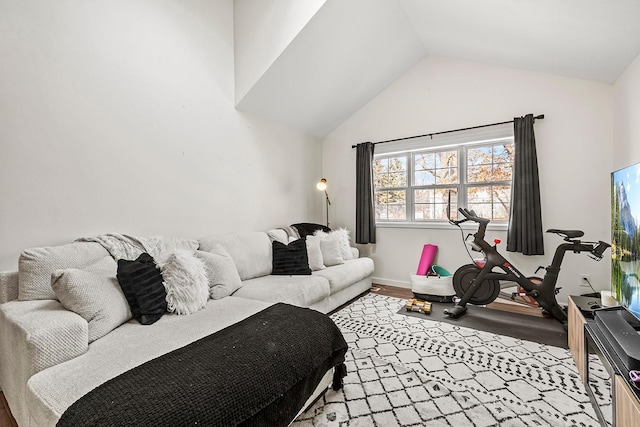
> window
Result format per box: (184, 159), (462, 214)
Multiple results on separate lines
(373, 128), (514, 225)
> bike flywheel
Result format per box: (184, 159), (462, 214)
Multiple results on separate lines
(452, 264), (501, 305)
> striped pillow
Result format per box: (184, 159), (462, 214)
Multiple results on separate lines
(272, 238), (312, 276)
(116, 253), (167, 325)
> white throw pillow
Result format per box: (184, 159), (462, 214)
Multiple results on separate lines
(160, 250), (209, 315)
(305, 235), (325, 271)
(314, 232), (344, 266)
(267, 229), (289, 245)
(51, 256), (130, 343)
(195, 246), (243, 299)
(332, 228), (354, 260)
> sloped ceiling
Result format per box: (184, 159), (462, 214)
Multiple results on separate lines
(234, 0), (640, 138)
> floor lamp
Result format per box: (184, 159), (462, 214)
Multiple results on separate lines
(316, 178), (331, 228)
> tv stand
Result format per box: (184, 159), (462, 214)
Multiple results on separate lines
(568, 296), (640, 426)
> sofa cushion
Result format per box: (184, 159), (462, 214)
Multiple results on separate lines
(160, 250), (209, 315)
(306, 235), (325, 271)
(317, 235), (344, 267)
(198, 232), (272, 281)
(314, 229), (353, 262)
(312, 258), (375, 294)
(233, 275), (330, 307)
(51, 256), (130, 343)
(266, 229), (289, 245)
(116, 253), (167, 325)
(195, 247), (242, 300)
(272, 239), (311, 276)
(18, 242), (109, 301)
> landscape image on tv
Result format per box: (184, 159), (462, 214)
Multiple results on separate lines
(612, 162), (640, 319)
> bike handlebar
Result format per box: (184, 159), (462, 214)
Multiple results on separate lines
(591, 241), (611, 260)
(450, 208), (490, 226)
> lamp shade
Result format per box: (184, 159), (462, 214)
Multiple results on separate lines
(316, 178), (327, 191)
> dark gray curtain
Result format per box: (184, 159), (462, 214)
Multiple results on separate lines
(507, 114), (544, 255)
(356, 142), (376, 244)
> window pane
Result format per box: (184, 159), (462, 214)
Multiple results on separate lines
(388, 157), (407, 172)
(492, 185), (511, 220)
(375, 190), (406, 221)
(493, 163), (512, 181)
(414, 153), (435, 171)
(468, 186), (492, 203)
(373, 158), (387, 173)
(388, 190), (406, 204)
(493, 203), (510, 221)
(467, 203), (493, 219)
(435, 167), (458, 184)
(414, 187), (457, 221)
(414, 204), (432, 220)
(374, 156), (408, 189)
(468, 146), (492, 166)
(388, 204), (406, 220)
(415, 170), (435, 185)
(436, 188), (457, 220)
(386, 172), (405, 187)
(435, 151), (457, 168)
(493, 144), (514, 162)
(375, 191), (388, 205)
(467, 165), (492, 183)
(414, 189), (433, 203)
(467, 185), (511, 221)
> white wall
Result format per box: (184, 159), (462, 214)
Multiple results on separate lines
(613, 53), (640, 169)
(233, 0), (326, 103)
(323, 56), (613, 303)
(0, 0), (322, 270)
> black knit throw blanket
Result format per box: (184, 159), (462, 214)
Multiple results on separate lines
(58, 303), (348, 427)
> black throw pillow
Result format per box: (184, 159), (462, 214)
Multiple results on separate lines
(116, 253), (167, 325)
(272, 238), (312, 275)
(291, 223), (331, 238)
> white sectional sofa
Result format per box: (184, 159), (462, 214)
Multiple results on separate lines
(0, 227), (374, 426)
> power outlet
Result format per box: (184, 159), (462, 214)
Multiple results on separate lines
(579, 274), (592, 287)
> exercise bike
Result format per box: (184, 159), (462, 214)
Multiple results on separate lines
(444, 208), (610, 324)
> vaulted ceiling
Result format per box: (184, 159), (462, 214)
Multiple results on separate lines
(234, 0), (640, 138)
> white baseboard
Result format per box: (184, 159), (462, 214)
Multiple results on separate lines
(371, 277), (411, 289)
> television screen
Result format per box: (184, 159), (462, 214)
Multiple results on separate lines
(612, 162), (640, 319)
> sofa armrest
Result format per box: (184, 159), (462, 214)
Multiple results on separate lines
(0, 300), (88, 424)
(350, 247), (360, 259)
(1, 300), (88, 381)
(0, 271), (18, 304)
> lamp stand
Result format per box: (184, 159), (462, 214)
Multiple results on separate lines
(324, 190), (331, 228)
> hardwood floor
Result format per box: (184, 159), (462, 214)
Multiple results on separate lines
(0, 392), (17, 427)
(373, 283), (544, 317)
(370, 283), (414, 299)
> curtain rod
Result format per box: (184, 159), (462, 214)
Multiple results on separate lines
(351, 114), (544, 148)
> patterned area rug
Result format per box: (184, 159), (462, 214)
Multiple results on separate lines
(293, 293), (604, 427)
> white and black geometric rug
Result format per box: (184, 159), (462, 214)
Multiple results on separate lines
(293, 293), (606, 427)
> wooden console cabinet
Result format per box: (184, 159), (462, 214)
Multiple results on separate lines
(568, 297), (586, 379)
(614, 375), (640, 427)
(568, 296), (640, 426)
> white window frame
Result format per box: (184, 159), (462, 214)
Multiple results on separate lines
(373, 127), (514, 229)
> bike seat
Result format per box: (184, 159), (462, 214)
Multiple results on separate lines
(546, 229), (584, 239)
